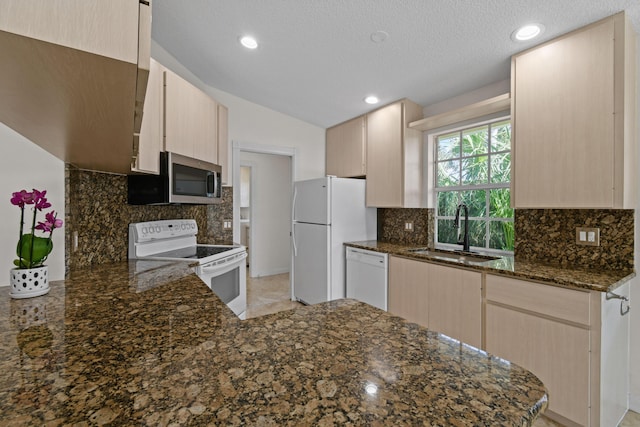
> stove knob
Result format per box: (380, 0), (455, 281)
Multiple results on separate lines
(191, 223), (196, 229)
(181, 223), (186, 230)
(156, 226), (161, 233)
(142, 227), (148, 234)
(148, 227), (154, 234)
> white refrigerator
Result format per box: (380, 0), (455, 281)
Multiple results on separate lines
(292, 176), (377, 305)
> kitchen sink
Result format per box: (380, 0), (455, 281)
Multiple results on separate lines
(406, 248), (501, 263)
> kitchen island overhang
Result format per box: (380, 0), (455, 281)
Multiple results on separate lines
(0, 261), (547, 426)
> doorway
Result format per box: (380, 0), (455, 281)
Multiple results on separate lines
(232, 142), (296, 303)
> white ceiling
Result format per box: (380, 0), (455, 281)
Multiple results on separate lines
(151, 0), (640, 128)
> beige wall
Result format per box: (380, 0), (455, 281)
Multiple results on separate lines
(0, 123), (65, 284)
(240, 152), (292, 277)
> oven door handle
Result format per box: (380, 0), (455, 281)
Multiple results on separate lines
(200, 252), (247, 273)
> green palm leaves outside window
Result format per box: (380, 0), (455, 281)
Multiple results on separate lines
(435, 120), (514, 251)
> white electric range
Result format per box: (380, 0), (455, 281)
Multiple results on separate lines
(128, 219), (247, 318)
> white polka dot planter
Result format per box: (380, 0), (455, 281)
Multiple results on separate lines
(10, 266), (50, 299)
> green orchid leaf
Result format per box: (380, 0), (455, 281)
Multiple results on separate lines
(16, 234), (53, 267)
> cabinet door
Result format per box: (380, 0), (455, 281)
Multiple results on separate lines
(133, 58), (163, 174)
(486, 304), (590, 425)
(0, 0), (140, 64)
(428, 264), (482, 349)
(191, 96), (217, 165)
(164, 69), (217, 164)
(366, 102), (403, 207)
(512, 18), (615, 208)
(326, 116), (366, 177)
(217, 104), (230, 185)
(485, 275), (591, 425)
(388, 256), (429, 327)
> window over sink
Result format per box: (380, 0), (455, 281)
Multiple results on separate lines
(434, 118), (513, 252)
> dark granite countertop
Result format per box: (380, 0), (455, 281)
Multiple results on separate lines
(345, 240), (635, 293)
(0, 261), (547, 426)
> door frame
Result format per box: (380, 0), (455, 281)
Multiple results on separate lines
(232, 141), (297, 299)
(238, 163), (254, 274)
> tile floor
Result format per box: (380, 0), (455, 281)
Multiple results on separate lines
(244, 271), (302, 319)
(243, 271), (640, 427)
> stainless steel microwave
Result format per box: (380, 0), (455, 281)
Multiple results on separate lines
(128, 152), (222, 205)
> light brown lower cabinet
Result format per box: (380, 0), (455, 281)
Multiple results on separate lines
(428, 263), (482, 349)
(388, 256), (429, 327)
(485, 274), (630, 427)
(388, 256), (482, 349)
(388, 257), (630, 426)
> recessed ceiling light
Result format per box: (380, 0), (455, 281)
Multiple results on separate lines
(364, 95), (379, 105)
(511, 24), (544, 41)
(240, 35), (258, 49)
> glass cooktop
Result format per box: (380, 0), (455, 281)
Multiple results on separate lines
(153, 245), (238, 260)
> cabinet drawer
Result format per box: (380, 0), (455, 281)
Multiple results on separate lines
(485, 274), (591, 326)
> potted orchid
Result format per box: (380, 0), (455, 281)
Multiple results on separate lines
(9, 189), (63, 299)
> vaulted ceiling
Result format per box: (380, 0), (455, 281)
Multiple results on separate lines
(152, 0), (640, 128)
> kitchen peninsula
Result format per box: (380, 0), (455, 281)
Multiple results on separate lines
(0, 261), (547, 425)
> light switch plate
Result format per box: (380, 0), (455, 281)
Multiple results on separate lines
(223, 220), (232, 230)
(576, 227), (600, 246)
(404, 221), (414, 232)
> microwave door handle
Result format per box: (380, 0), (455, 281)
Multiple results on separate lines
(207, 172), (215, 196)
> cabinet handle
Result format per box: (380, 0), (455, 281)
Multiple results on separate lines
(606, 290), (630, 316)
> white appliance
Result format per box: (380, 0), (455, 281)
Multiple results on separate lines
(128, 219), (247, 318)
(346, 247), (388, 311)
(292, 177), (376, 305)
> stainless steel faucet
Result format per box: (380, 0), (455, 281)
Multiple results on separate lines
(454, 203), (470, 252)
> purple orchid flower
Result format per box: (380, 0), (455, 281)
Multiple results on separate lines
(35, 211), (63, 233)
(32, 189), (51, 211)
(10, 190), (34, 208)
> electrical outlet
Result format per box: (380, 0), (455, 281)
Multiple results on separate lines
(576, 227), (600, 246)
(404, 222), (414, 232)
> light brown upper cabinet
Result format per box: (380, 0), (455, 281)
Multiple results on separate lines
(511, 12), (637, 208)
(134, 63), (229, 175)
(0, 0), (151, 174)
(366, 99), (424, 207)
(217, 104), (230, 185)
(133, 58), (164, 174)
(164, 69), (217, 165)
(326, 115), (367, 178)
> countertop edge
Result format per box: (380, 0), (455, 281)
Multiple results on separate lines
(345, 241), (636, 293)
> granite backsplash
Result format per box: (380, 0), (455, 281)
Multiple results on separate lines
(378, 207), (633, 271)
(64, 166), (233, 272)
(377, 208), (434, 246)
(514, 209), (634, 271)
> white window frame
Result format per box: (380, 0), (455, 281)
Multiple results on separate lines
(432, 116), (513, 255)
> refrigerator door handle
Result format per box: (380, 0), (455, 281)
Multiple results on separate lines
(292, 186), (298, 256)
(292, 186), (297, 221)
(292, 223), (298, 256)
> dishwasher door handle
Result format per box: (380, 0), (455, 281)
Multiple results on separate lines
(347, 248), (387, 267)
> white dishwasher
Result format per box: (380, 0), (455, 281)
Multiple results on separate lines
(346, 247), (388, 311)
